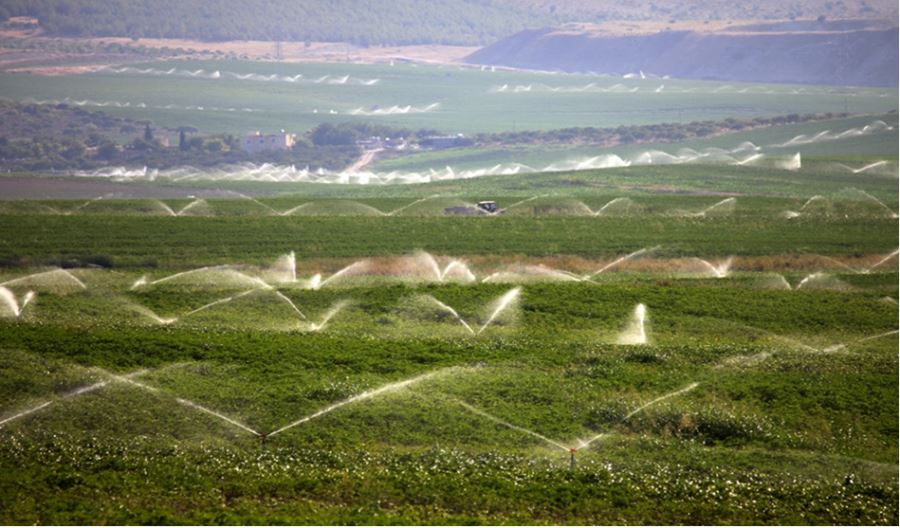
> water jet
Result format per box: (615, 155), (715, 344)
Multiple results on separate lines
(419, 295), (476, 334)
(176, 397), (261, 437)
(616, 304), (648, 345)
(584, 246), (658, 279)
(268, 367), (461, 438)
(0, 287), (35, 318)
(309, 300), (350, 331)
(182, 289), (260, 317)
(692, 257), (733, 278)
(477, 287), (521, 335)
(1, 269), (86, 291)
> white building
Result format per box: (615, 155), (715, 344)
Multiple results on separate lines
(241, 131), (296, 153)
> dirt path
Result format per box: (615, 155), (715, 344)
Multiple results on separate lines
(345, 149), (382, 173)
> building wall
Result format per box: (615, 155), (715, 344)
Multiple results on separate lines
(241, 133), (295, 153)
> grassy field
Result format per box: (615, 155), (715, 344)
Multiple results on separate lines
(0, 213), (897, 267)
(1, 154), (897, 269)
(0, 191), (896, 523)
(0, 259), (897, 523)
(2, 111), (888, 203)
(374, 113), (900, 173)
(0, 60), (896, 134)
(2, 142), (898, 203)
(0, 56), (897, 524)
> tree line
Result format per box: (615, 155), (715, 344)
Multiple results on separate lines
(0, 101), (857, 173)
(472, 113), (851, 147)
(0, 102), (360, 172)
(0, 0), (539, 46)
(1, 1), (889, 47)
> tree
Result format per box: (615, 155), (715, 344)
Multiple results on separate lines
(311, 123), (358, 146)
(143, 123), (153, 142)
(178, 130), (187, 151)
(62, 141), (86, 160)
(203, 138), (225, 152)
(97, 142), (118, 160)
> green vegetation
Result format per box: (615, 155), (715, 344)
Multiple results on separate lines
(0, 264), (896, 523)
(0, 35), (896, 526)
(375, 114), (900, 174)
(471, 112), (850, 146)
(0, 99), (147, 141)
(0, 61), (894, 135)
(0, 35), (186, 58)
(0, 102), (363, 171)
(0, 203), (897, 267)
(1, 0), (893, 46)
(5, 97), (867, 173)
(0, 163), (896, 523)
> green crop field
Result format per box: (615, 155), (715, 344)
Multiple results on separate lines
(0, 242), (897, 523)
(1, 159), (898, 523)
(0, 213), (898, 266)
(0, 60), (896, 134)
(374, 113), (900, 173)
(0, 51), (897, 525)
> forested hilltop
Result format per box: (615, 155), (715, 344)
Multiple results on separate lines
(1, 0), (896, 46)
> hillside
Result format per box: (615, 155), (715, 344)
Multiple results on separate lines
(0, 0), (897, 46)
(467, 22), (899, 87)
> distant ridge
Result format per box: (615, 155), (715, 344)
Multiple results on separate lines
(2, 1), (897, 47)
(468, 23), (899, 87)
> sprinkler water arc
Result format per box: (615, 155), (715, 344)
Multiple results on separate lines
(476, 287), (521, 335)
(448, 381), (699, 467)
(266, 367), (462, 439)
(584, 246), (659, 279)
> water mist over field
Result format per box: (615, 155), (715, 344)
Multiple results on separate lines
(71, 146), (804, 184)
(100, 66), (380, 86)
(70, 117), (890, 184)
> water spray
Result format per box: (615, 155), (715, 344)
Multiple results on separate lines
(0, 367), (149, 429)
(421, 295), (475, 334)
(267, 367), (458, 438)
(616, 303), (648, 345)
(0, 268), (87, 290)
(450, 398), (569, 452)
(477, 287), (521, 335)
(692, 197), (736, 218)
(316, 261), (369, 288)
(864, 249), (899, 274)
(386, 194), (441, 216)
(274, 290), (307, 320)
(585, 246), (658, 279)
(691, 257), (733, 278)
(0, 287), (35, 318)
(182, 289), (260, 317)
(837, 160), (889, 174)
(308, 300), (349, 332)
(175, 397), (261, 437)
